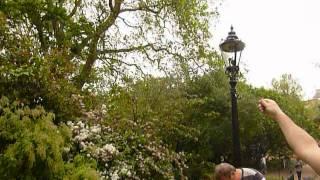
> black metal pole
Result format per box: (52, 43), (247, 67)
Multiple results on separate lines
(229, 75), (242, 167)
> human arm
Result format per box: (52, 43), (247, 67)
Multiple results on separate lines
(258, 99), (320, 174)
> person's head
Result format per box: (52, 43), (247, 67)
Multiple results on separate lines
(214, 163), (236, 180)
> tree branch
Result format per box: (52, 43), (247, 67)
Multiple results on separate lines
(68, 0), (82, 18)
(109, 0), (114, 12)
(30, 13), (47, 53)
(102, 57), (145, 76)
(75, 0), (123, 89)
(95, 0), (122, 36)
(120, 1), (164, 14)
(98, 44), (153, 54)
(120, 6), (161, 14)
(118, 16), (140, 28)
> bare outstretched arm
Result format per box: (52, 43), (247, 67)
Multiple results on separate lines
(258, 99), (320, 174)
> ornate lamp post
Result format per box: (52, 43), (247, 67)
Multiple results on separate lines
(219, 26), (245, 167)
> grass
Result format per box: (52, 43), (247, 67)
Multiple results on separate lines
(265, 175), (287, 180)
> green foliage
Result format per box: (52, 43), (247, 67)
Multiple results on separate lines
(102, 69), (320, 178)
(237, 85), (290, 166)
(103, 70), (229, 178)
(0, 96), (64, 178)
(67, 120), (187, 179)
(0, 0), (217, 88)
(0, 96), (98, 179)
(0, 52), (83, 123)
(2, 0), (319, 179)
(271, 73), (303, 98)
(64, 155), (99, 180)
(106, 77), (199, 148)
(238, 75), (320, 167)
(305, 99), (320, 122)
(0, 0), (219, 178)
(182, 70), (232, 174)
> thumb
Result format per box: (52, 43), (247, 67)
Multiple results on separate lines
(259, 98), (268, 107)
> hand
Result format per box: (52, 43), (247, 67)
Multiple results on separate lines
(258, 99), (284, 120)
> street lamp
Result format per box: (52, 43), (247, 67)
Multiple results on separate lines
(219, 26), (245, 167)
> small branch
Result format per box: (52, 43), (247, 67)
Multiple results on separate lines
(101, 57), (146, 76)
(68, 0), (81, 18)
(117, 59), (145, 75)
(109, 0), (114, 12)
(118, 16), (140, 28)
(98, 44), (153, 54)
(95, 0), (123, 37)
(120, 6), (162, 14)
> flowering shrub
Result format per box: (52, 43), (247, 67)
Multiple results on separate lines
(67, 120), (188, 179)
(0, 96), (99, 179)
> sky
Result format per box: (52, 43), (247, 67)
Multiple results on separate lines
(211, 0), (320, 99)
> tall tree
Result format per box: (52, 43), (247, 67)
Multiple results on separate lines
(271, 73), (303, 98)
(0, 0), (216, 89)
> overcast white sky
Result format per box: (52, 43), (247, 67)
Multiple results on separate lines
(211, 0), (320, 99)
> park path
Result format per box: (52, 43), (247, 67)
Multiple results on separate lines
(268, 165), (319, 179)
(301, 165), (319, 179)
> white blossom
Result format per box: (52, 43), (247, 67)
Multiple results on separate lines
(103, 144), (118, 155)
(67, 121), (73, 127)
(111, 171), (119, 180)
(63, 147), (70, 152)
(91, 125), (101, 133)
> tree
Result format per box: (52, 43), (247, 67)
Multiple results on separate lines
(0, 0), (216, 89)
(271, 74), (303, 98)
(0, 0), (218, 178)
(105, 76), (199, 151)
(0, 0), (217, 123)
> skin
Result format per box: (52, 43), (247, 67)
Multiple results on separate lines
(220, 169), (242, 180)
(258, 98), (320, 174)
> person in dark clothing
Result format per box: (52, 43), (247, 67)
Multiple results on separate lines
(295, 159), (303, 180)
(214, 162), (265, 180)
(287, 170), (294, 180)
(259, 156), (267, 175)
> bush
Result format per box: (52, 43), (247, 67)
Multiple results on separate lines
(0, 96), (98, 179)
(67, 119), (188, 179)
